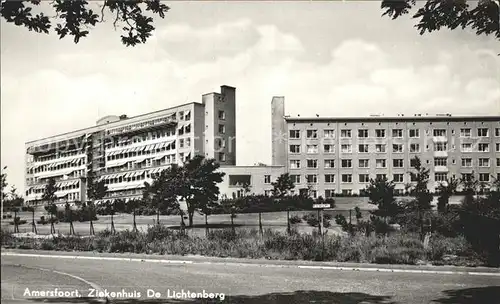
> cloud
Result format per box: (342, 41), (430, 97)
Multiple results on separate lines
(1, 14), (499, 195)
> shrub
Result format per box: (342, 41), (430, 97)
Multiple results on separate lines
(303, 213), (319, 227)
(9, 217), (27, 225)
(289, 215), (302, 224)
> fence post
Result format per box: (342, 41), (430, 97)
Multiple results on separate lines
(259, 212), (263, 236)
(349, 209), (352, 225)
(32, 209), (37, 234)
(317, 209), (322, 236)
(69, 209), (75, 235)
(287, 210), (291, 235)
(133, 208), (138, 233)
(14, 210), (19, 233)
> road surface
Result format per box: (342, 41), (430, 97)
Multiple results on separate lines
(1, 250), (499, 303)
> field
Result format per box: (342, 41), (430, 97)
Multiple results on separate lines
(1, 196), (465, 237)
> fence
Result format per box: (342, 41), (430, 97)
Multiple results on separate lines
(1, 208), (374, 237)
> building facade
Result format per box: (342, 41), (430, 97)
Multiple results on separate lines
(23, 87), (500, 205)
(271, 97), (500, 198)
(25, 85), (237, 205)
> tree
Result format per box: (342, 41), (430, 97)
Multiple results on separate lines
(145, 165), (184, 224)
(180, 156), (225, 227)
(382, 0), (500, 41)
(437, 176), (460, 213)
(1, 166), (7, 219)
(42, 177), (58, 234)
(87, 175), (107, 234)
(461, 171), (479, 206)
(365, 175), (399, 220)
(408, 156), (433, 212)
(271, 173), (295, 198)
(0, 0), (170, 46)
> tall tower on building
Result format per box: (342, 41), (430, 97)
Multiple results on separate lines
(271, 96), (287, 166)
(202, 85), (237, 165)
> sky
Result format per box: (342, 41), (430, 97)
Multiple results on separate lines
(1, 1), (499, 195)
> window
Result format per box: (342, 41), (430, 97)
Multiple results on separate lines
(179, 138), (184, 148)
(323, 144), (335, 153)
(409, 144), (420, 153)
(375, 129), (386, 138)
(497, 158), (500, 167)
(289, 145), (301, 153)
(218, 124), (225, 134)
(359, 174), (370, 183)
(340, 129), (352, 138)
(478, 143), (489, 152)
(307, 159), (318, 168)
(264, 190), (271, 197)
(310, 190), (317, 198)
(479, 173), (490, 182)
(307, 130), (318, 139)
(477, 128), (489, 137)
(218, 110), (226, 120)
(393, 174), (404, 183)
(461, 158), (472, 167)
(358, 129), (368, 138)
(434, 158), (447, 166)
(409, 129), (420, 138)
(289, 130), (300, 139)
(496, 128), (500, 137)
(435, 173), (447, 182)
(341, 159), (352, 168)
(324, 129), (335, 138)
(460, 128), (471, 137)
(325, 159), (335, 168)
(342, 189), (353, 195)
(461, 143), (473, 152)
(462, 173), (473, 181)
(290, 175), (301, 184)
(434, 143), (447, 151)
(307, 174), (318, 183)
(392, 129), (403, 138)
(325, 174), (335, 183)
(341, 144), (352, 153)
(433, 129), (446, 137)
(479, 158), (490, 167)
(376, 159), (387, 168)
(325, 189), (335, 198)
(290, 160), (301, 169)
(341, 174), (352, 183)
(264, 175), (271, 184)
(218, 152), (226, 162)
(359, 159), (369, 168)
(307, 145), (318, 153)
(393, 159), (404, 168)
(496, 143), (500, 152)
(376, 174), (386, 180)
(392, 144), (403, 153)
(358, 144), (369, 153)
(375, 144), (386, 153)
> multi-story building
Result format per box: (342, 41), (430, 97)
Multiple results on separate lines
(25, 85), (237, 205)
(271, 97), (500, 198)
(23, 87), (500, 205)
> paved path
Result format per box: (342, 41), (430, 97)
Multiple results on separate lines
(2, 250), (500, 303)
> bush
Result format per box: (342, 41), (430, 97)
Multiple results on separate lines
(289, 215), (302, 224)
(9, 217), (27, 225)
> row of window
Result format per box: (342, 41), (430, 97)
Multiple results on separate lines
(289, 157), (500, 169)
(289, 128), (500, 139)
(34, 150), (82, 163)
(106, 142), (187, 162)
(282, 172), (496, 185)
(105, 129), (178, 149)
(27, 182), (80, 195)
(30, 159), (85, 174)
(106, 114), (179, 136)
(289, 143), (499, 154)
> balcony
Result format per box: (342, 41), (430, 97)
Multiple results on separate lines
(432, 136), (448, 143)
(433, 151), (448, 158)
(434, 166), (449, 173)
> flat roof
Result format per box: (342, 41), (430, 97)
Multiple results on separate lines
(285, 115), (500, 123)
(26, 101), (201, 145)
